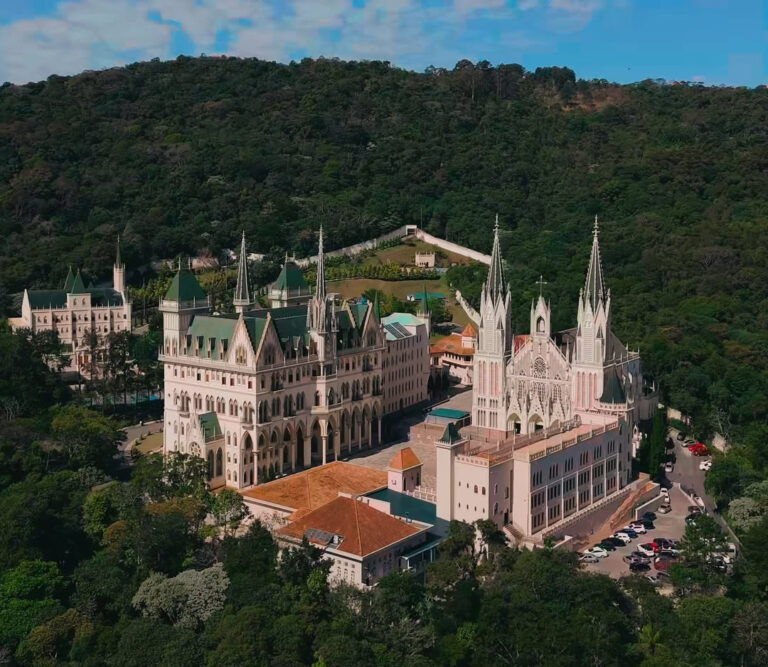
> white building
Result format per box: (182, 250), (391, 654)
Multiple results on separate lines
(381, 311), (431, 414)
(11, 240), (131, 376)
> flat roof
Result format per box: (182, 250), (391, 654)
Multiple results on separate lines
(365, 488), (449, 535)
(242, 461), (387, 516)
(429, 407), (469, 419)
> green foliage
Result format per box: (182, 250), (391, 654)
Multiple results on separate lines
(210, 488), (249, 537)
(49, 405), (124, 473)
(648, 409), (667, 481)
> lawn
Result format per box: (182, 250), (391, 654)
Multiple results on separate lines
(362, 239), (473, 268)
(134, 431), (164, 455)
(328, 277), (470, 328)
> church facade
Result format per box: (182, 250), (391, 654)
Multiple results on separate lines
(458, 217), (654, 442)
(160, 230), (430, 490)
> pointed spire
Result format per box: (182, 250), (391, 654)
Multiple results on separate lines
(373, 290), (381, 320)
(315, 225), (326, 301)
(485, 214), (505, 303)
(62, 266), (74, 292)
(115, 235), (123, 268)
(233, 231), (252, 312)
(584, 215), (605, 311)
(418, 281), (429, 316)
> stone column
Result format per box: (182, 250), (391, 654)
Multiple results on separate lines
(377, 419), (382, 447)
(291, 440), (297, 471)
(322, 435), (328, 465)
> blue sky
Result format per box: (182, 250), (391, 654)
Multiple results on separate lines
(0, 0), (765, 86)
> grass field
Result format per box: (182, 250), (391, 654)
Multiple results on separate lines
(362, 239), (473, 268)
(328, 277), (470, 328)
(134, 431), (163, 455)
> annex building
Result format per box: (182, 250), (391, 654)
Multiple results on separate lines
(11, 240), (131, 377)
(160, 230), (430, 490)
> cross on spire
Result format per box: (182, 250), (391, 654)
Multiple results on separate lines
(536, 275), (548, 297)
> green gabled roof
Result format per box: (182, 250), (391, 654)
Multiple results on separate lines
(165, 268), (207, 302)
(243, 317), (268, 352)
(187, 316), (237, 360)
(70, 271), (86, 294)
(62, 267), (74, 292)
(348, 302), (368, 330)
(600, 368), (627, 405)
(439, 422), (464, 445)
(199, 412), (222, 442)
(273, 261), (309, 292)
(27, 290), (68, 309)
(88, 288), (124, 307)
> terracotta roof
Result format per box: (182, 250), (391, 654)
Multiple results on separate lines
(275, 496), (421, 557)
(430, 333), (475, 356)
(241, 461), (386, 514)
(388, 447), (421, 471)
(461, 323), (477, 337)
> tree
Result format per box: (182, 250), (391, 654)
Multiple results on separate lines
(49, 405), (124, 473)
(728, 496), (763, 532)
(211, 488), (249, 537)
(733, 602), (768, 667)
(648, 409), (667, 481)
(132, 565), (229, 629)
(671, 514), (728, 594)
(221, 521), (278, 608)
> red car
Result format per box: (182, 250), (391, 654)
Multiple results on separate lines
(692, 444), (710, 456)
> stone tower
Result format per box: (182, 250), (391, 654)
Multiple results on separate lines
(573, 216), (611, 411)
(233, 231), (254, 314)
(471, 216), (513, 433)
(113, 236), (125, 294)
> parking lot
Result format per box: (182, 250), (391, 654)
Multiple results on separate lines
(581, 484), (690, 583)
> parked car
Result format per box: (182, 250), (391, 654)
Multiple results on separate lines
(637, 543), (656, 557)
(621, 528), (639, 539)
(640, 519), (655, 530)
(603, 537), (625, 548)
(658, 548), (680, 558)
(627, 551), (652, 562)
(629, 561), (651, 573)
(598, 540), (617, 551)
(687, 505), (702, 515)
(579, 553), (601, 563)
(699, 460), (712, 472)
(654, 556), (678, 572)
(676, 432), (686, 441)
(628, 522), (647, 534)
(666, 438), (674, 450)
(654, 538), (677, 549)
(641, 512), (657, 522)
(684, 439), (696, 446)
(657, 504), (672, 514)
(692, 494), (704, 507)
(664, 462), (674, 474)
(612, 532), (632, 545)
(585, 546), (609, 558)
(660, 487), (670, 498)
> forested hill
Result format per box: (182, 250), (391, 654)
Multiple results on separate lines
(2, 56), (768, 439)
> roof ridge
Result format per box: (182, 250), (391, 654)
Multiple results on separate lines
(353, 496), (363, 556)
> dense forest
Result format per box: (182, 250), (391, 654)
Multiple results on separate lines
(2, 56), (768, 443)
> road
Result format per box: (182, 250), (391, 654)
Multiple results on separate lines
(666, 428), (739, 543)
(118, 420), (163, 465)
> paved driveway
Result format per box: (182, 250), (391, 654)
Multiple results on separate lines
(582, 485), (688, 581)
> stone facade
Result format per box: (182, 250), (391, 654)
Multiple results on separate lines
(160, 229), (430, 490)
(12, 240), (131, 377)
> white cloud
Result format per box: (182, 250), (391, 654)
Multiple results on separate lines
(0, 0), (611, 83)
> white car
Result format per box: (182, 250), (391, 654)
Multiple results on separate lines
(628, 522), (647, 534)
(664, 462), (674, 473)
(637, 543), (656, 557)
(657, 504), (672, 514)
(579, 553), (600, 564)
(613, 532), (632, 544)
(585, 546), (609, 558)
(699, 460), (712, 472)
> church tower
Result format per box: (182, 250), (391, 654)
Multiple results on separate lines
(471, 216), (513, 434)
(307, 227), (336, 361)
(233, 231), (254, 314)
(113, 236), (125, 294)
(573, 216), (611, 411)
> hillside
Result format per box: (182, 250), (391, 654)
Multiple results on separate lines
(2, 56), (768, 440)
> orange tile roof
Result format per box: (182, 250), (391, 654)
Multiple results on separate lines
(275, 496), (421, 557)
(241, 461), (386, 513)
(461, 323), (477, 337)
(430, 333), (475, 356)
(387, 446), (421, 471)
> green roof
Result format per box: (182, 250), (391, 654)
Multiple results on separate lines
(273, 261), (309, 292)
(27, 287), (124, 309)
(430, 408), (469, 420)
(600, 369), (627, 404)
(62, 267), (74, 292)
(439, 422), (464, 444)
(348, 302), (368, 330)
(199, 412), (222, 442)
(407, 291), (444, 301)
(70, 271), (86, 294)
(165, 268), (207, 302)
(366, 488), (449, 535)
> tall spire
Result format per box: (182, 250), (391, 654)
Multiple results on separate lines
(115, 235), (123, 268)
(315, 226), (326, 301)
(584, 215), (605, 311)
(233, 231), (251, 313)
(485, 214), (505, 302)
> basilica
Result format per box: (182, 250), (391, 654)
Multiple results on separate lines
(457, 216), (654, 443)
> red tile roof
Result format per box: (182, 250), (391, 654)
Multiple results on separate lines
(275, 496), (421, 557)
(430, 333), (475, 356)
(387, 446), (421, 471)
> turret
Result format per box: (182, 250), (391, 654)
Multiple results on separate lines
(113, 236), (125, 294)
(233, 231), (253, 313)
(160, 258), (210, 357)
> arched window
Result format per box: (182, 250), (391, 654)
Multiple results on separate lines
(215, 448), (223, 476)
(207, 451), (214, 480)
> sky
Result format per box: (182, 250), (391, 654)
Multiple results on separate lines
(0, 0), (765, 86)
